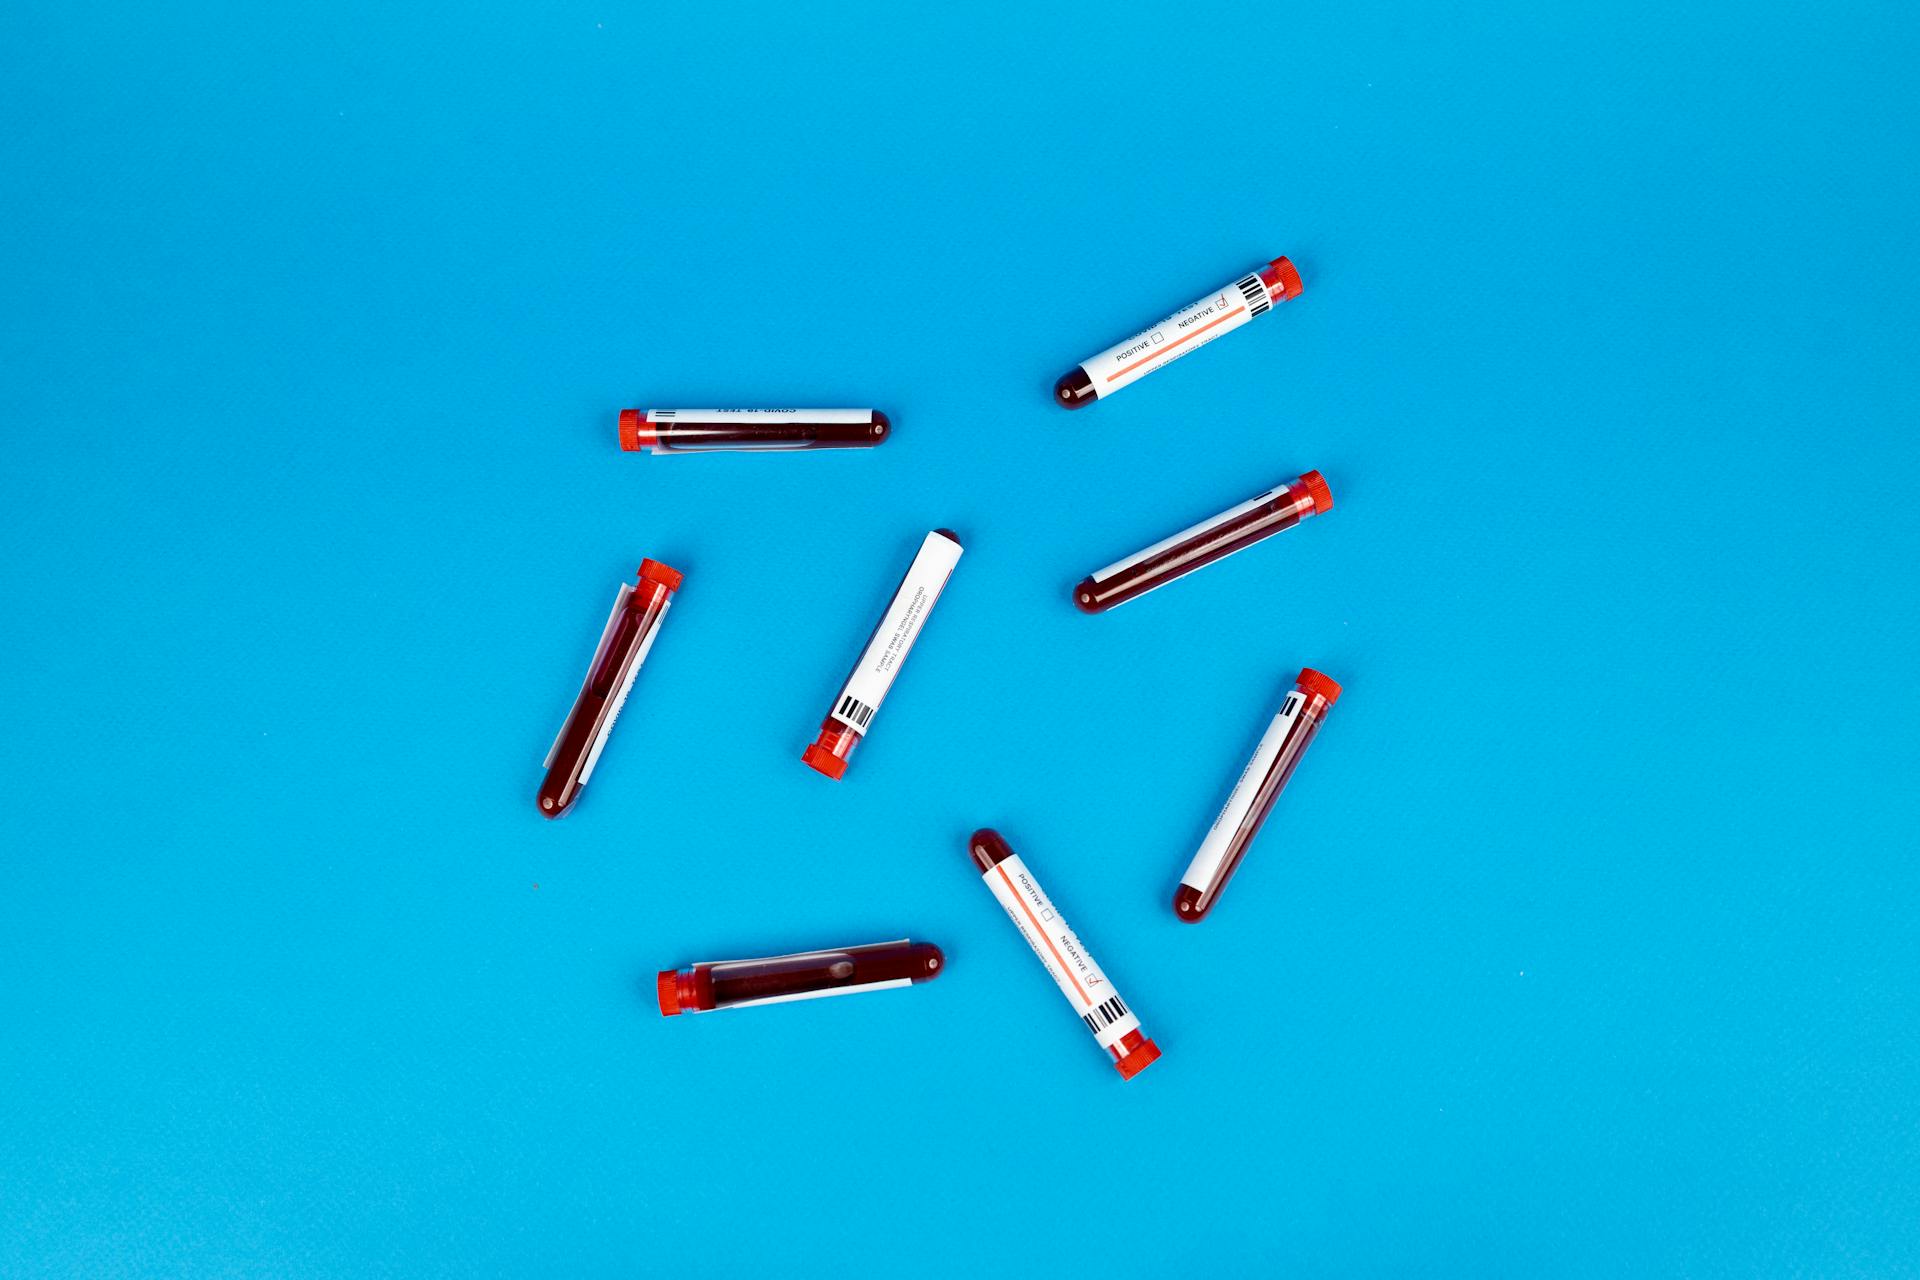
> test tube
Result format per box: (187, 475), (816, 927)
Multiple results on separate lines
(802, 529), (963, 779)
(1175, 668), (1342, 922)
(657, 938), (945, 1016)
(1054, 256), (1303, 408)
(618, 408), (891, 454)
(969, 828), (1161, 1080)
(537, 559), (682, 819)
(1073, 470), (1332, 613)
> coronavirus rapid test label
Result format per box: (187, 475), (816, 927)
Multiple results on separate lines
(1076, 271), (1273, 397)
(1179, 689), (1307, 891)
(829, 532), (962, 734)
(646, 409), (873, 423)
(982, 854), (1140, 1054)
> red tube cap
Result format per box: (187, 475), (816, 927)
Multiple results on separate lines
(1300, 469), (1333, 515)
(801, 744), (848, 780)
(1297, 667), (1342, 706)
(1115, 1038), (1162, 1080)
(1269, 256), (1304, 300)
(618, 409), (654, 452)
(656, 971), (683, 1016)
(638, 558), (683, 592)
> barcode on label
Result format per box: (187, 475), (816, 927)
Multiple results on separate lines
(1080, 994), (1129, 1034)
(1236, 274), (1270, 317)
(654, 410), (676, 419)
(837, 694), (876, 728)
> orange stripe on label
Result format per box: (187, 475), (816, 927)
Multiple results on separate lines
(1105, 305), (1246, 382)
(995, 863), (1092, 1006)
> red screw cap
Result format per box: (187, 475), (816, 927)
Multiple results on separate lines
(1297, 668), (1343, 706)
(1115, 1037), (1162, 1080)
(801, 744), (849, 780)
(1300, 470), (1333, 515)
(638, 559), (683, 592)
(618, 409), (654, 452)
(1269, 256), (1304, 300)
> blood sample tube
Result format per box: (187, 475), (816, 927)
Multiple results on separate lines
(618, 408), (891, 454)
(1175, 668), (1342, 922)
(802, 529), (962, 779)
(1054, 256), (1303, 408)
(1073, 470), (1332, 614)
(657, 938), (944, 1016)
(537, 558), (682, 819)
(969, 828), (1161, 1080)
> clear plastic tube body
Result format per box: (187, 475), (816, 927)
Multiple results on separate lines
(1073, 470), (1331, 613)
(618, 409), (891, 454)
(538, 559), (682, 818)
(1054, 256), (1303, 408)
(657, 939), (944, 1015)
(969, 828), (1161, 1080)
(802, 529), (962, 779)
(1174, 668), (1341, 921)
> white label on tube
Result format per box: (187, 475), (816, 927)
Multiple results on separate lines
(577, 595), (669, 786)
(722, 978), (912, 1010)
(1179, 690), (1305, 892)
(648, 409), (872, 423)
(1090, 485), (1292, 583)
(1076, 271), (1271, 397)
(829, 531), (962, 734)
(982, 854), (1141, 1055)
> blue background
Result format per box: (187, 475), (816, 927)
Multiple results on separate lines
(3, 0), (1917, 1275)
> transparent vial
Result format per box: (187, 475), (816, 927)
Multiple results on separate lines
(802, 530), (963, 779)
(538, 558), (683, 819)
(619, 408), (891, 454)
(657, 939), (945, 1015)
(1074, 471), (1331, 613)
(970, 828), (1161, 1080)
(1054, 256), (1303, 407)
(1175, 668), (1342, 922)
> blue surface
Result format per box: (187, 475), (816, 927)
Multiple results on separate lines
(3, 1), (1917, 1275)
